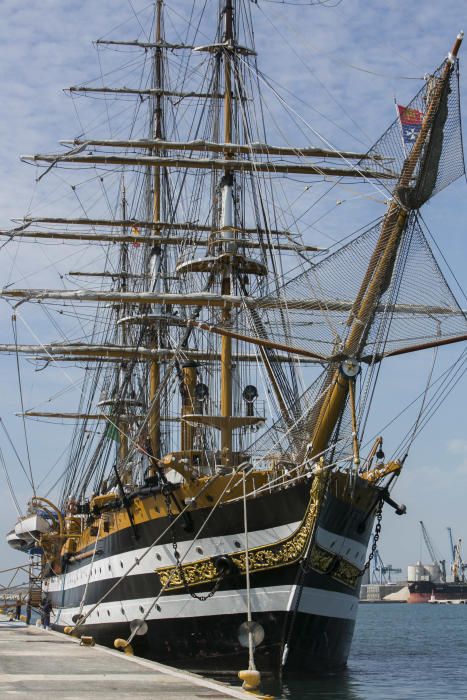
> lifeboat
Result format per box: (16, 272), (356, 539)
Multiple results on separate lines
(14, 513), (51, 545)
(6, 529), (28, 551)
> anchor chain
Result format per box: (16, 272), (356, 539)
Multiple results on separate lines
(358, 498), (384, 575)
(163, 487), (224, 601)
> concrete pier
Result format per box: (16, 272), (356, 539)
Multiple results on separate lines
(0, 616), (255, 699)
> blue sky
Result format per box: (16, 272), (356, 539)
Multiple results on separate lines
(0, 0), (467, 585)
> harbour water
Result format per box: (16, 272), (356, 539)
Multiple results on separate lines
(7, 602), (467, 698)
(280, 603), (467, 699)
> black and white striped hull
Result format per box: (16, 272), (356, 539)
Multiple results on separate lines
(45, 477), (377, 677)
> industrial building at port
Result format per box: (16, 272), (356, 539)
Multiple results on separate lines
(360, 522), (466, 603)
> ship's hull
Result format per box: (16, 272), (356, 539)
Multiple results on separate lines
(408, 581), (467, 603)
(51, 592), (356, 676)
(45, 473), (378, 678)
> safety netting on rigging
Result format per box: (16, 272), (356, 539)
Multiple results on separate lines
(246, 362), (354, 465)
(229, 212), (467, 362)
(359, 57), (465, 204)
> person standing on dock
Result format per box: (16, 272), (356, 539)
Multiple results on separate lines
(40, 598), (52, 629)
(15, 598), (21, 620)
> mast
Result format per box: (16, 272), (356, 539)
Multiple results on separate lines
(118, 184), (129, 466)
(220, 0), (235, 466)
(148, 0), (164, 465)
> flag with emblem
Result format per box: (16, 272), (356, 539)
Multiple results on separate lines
(397, 104), (423, 146)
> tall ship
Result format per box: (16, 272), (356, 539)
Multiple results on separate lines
(3, 0), (467, 684)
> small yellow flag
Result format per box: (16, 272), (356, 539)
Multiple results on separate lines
(131, 226), (140, 246)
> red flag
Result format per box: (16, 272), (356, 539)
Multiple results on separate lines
(397, 105), (423, 145)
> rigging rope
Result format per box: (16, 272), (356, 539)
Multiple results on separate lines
(0, 417), (33, 489)
(242, 467), (257, 672)
(11, 315), (35, 495)
(124, 466), (248, 646)
(77, 516), (103, 620)
(73, 467), (238, 631)
(0, 443), (22, 516)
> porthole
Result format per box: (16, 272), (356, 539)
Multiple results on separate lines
(120, 561), (124, 568)
(96, 611), (99, 617)
(156, 553), (161, 561)
(108, 564), (112, 571)
(206, 494), (214, 503)
(156, 604), (161, 612)
(346, 548), (351, 555)
(107, 610), (110, 617)
(196, 546), (203, 555)
(234, 541), (241, 549)
(139, 606), (144, 614)
(121, 608), (125, 615)
(330, 541), (336, 548)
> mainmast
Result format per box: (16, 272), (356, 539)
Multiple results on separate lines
(148, 0), (164, 465)
(118, 183), (129, 466)
(220, 0), (235, 466)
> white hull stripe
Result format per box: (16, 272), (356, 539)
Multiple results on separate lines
(53, 585), (358, 627)
(315, 526), (367, 568)
(45, 522), (300, 594)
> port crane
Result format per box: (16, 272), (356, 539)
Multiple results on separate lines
(372, 549), (402, 584)
(447, 527), (465, 582)
(420, 521), (446, 582)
